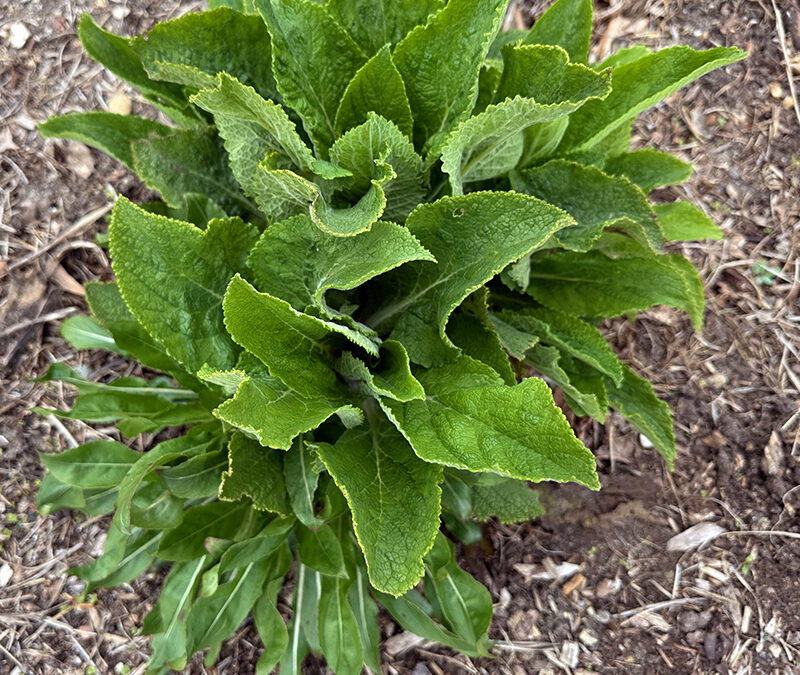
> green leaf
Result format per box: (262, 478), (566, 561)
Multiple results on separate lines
(511, 159), (664, 252)
(605, 364), (676, 468)
(218, 518), (295, 574)
(654, 201), (723, 241)
(473, 62), (503, 115)
(251, 163), (389, 236)
(595, 45), (652, 70)
(523, 0), (593, 64)
(336, 341), (425, 403)
(254, 588), (289, 674)
(373, 192), (574, 366)
(157, 502), (250, 561)
(40, 441), (138, 489)
(248, 213), (432, 317)
(131, 8), (277, 100)
(219, 433), (291, 514)
(129, 485), (184, 531)
(185, 558), (271, 653)
(159, 450), (228, 499)
(327, 0), (443, 56)
(284, 437), (323, 527)
(603, 149), (692, 193)
(471, 478), (544, 523)
(77, 14), (188, 114)
(296, 524), (347, 577)
(36, 473), (86, 514)
(488, 312), (539, 360)
(334, 46), (414, 139)
(526, 249), (705, 329)
(280, 564), (312, 674)
(60, 315), (117, 352)
(209, 0), (257, 10)
(256, 0), (366, 154)
(131, 127), (256, 216)
(318, 576), (363, 675)
(191, 73), (314, 198)
(348, 565), (381, 674)
(109, 197), (258, 373)
(223, 274), (367, 399)
(559, 45), (747, 153)
(330, 113), (425, 223)
(38, 112), (172, 169)
(393, 0), (508, 151)
(383, 355), (599, 488)
(492, 307), (624, 385)
(315, 405), (442, 596)
(212, 355), (356, 450)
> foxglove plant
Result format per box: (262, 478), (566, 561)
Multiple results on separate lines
(35, 0), (744, 671)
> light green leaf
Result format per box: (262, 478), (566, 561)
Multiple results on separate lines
(248, 213), (433, 317)
(109, 197), (258, 373)
(335, 46), (414, 139)
(296, 524), (347, 577)
(605, 364), (676, 468)
(38, 112), (172, 169)
(393, 0), (508, 151)
(315, 406), (442, 596)
(327, 0), (444, 56)
(185, 558), (271, 653)
(603, 149), (693, 193)
(256, 0), (366, 154)
(223, 274), (373, 400)
(511, 159), (664, 252)
(219, 433), (291, 514)
(526, 249), (705, 329)
(280, 564), (312, 674)
(330, 113), (425, 222)
(372, 191), (574, 366)
(318, 576), (363, 675)
(213, 354), (357, 450)
(471, 478), (544, 523)
(655, 201), (723, 241)
(336, 341), (425, 402)
(284, 436), (323, 527)
(349, 565), (381, 674)
(40, 441), (138, 489)
(131, 8), (277, 99)
(492, 306), (624, 385)
(209, 0), (257, 10)
(559, 45), (747, 153)
(383, 355), (599, 488)
(60, 315), (117, 352)
(523, 0), (593, 64)
(157, 502), (250, 561)
(594, 45), (652, 70)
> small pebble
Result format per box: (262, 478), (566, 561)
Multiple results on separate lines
(769, 82), (784, 99)
(6, 22), (31, 49)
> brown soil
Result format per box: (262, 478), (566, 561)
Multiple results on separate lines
(1, 1), (799, 674)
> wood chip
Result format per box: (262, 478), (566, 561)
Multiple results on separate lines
(666, 522), (725, 552)
(562, 572), (586, 596)
(762, 430), (785, 476)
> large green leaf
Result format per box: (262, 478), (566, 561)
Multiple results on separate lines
(655, 201), (723, 241)
(470, 477), (544, 523)
(348, 565), (381, 674)
(327, 0), (444, 56)
(157, 502), (250, 561)
(109, 197), (258, 373)
(247, 213), (432, 317)
(211, 354), (358, 450)
(605, 364), (676, 468)
(130, 8), (277, 100)
(219, 433), (291, 514)
(315, 407), (442, 596)
(256, 0), (366, 154)
(334, 46), (414, 139)
(371, 191), (574, 366)
(318, 576), (363, 675)
(511, 159), (664, 252)
(603, 149), (692, 193)
(296, 525), (347, 577)
(393, 0), (508, 151)
(383, 355), (599, 488)
(38, 112), (172, 169)
(131, 127), (255, 216)
(40, 441), (138, 490)
(559, 45), (746, 153)
(523, 0), (593, 64)
(191, 74), (314, 198)
(222, 275), (368, 399)
(254, 586), (290, 674)
(159, 451), (228, 499)
(330, 113), (425, 222)
(526, 249), (705, 329)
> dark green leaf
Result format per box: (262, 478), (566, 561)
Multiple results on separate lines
(219, 433), (291, 514)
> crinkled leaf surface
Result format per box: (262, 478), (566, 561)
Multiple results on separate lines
(337, 341), (425, 403)
(523, 0), (593, 63)
(109, 197), (258, 373)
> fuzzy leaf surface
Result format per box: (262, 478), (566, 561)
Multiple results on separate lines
(523, 0), (592, 63)
(219, 433), (291, 514)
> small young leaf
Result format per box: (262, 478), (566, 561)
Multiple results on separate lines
(336, 341), (425, 403)
(654, 201), (723, 241)
(60, 315), (117, 352)
(219, 433), (291, 514)
(603, 149), (693, 193)
(284, 437), (323, 527)
(523, 0), (593, 64)
(315, 406), (442, 596)
(383, 355), (600, 489)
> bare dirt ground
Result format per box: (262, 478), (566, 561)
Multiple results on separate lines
(1, 1), (799, 674)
